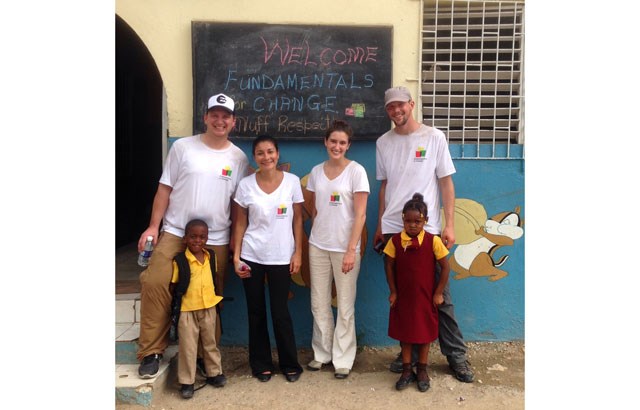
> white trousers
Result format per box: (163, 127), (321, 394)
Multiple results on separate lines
(309, 244), (361, 370)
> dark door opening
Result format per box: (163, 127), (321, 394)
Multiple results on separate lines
(116, 15), (163, 286)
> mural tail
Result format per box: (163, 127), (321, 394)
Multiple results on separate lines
(494, 255), (509, 267)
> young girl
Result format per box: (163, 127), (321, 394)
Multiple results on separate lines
(383, 193), (450, 392)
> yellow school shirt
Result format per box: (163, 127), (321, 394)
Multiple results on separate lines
(171, 248), (223, 311)
(383, 230), (449, 260)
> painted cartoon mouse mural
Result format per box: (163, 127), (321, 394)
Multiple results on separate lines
(442, 199), (524, 282)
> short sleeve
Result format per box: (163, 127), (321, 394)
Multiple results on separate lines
(306, 166), (318, 193)
(291, 175), (304, 203)
(433, 129), (456, 179)
(432, 236), (450, 260)
(159, 141), (183, 187)
(383, 238), (396, 258)
(233, 177), (249, 208)
(170, 260), (180, 283)
(351, 162), (370, 193)
(375, 139), (387, 181)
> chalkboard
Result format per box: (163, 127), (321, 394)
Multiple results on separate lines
(192, 22), (392, 140)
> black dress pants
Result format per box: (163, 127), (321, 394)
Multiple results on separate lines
(241, 260), (303, 375)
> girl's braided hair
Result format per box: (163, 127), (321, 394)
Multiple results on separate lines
(402, 193), (428, 218)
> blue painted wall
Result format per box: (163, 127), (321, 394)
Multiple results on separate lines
(168, 138), (525, 346)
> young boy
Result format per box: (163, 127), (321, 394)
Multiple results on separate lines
(171, 219), (227, 399)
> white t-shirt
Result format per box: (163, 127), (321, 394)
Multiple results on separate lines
(159, 135), (249, 245)
(234, 172), (304, 265)
(307, 161), (370, 252)
(376, 124), (455, 235)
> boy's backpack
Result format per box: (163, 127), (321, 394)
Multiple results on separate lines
(169, 250), (220, 342)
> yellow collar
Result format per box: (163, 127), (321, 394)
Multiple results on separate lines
(400, 230), (425, 243)
(185, 248), (210, 264)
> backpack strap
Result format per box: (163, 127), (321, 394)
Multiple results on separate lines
(174, 252), (191, 297)
(206, 249), (224, 336)
(207, 250), (221, 296)
(169, 252), (191, 342)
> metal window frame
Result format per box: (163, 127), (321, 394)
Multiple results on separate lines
(420, 0), (525, 159)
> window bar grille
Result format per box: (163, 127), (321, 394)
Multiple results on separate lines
(489, 2), (502, 158)
(447, 1), (455, 143)
(423, 0), (524, 159)
(508, 1), (521, 157)
(431, 0), (440, 132)
(476, 1), (487, 157)
(462, 0), (471, 152)
(518, 1), (525, 157)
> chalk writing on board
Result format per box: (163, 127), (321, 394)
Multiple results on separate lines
(192, 23), (392, 139)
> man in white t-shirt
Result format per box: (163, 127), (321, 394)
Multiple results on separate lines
(136, 93), (249, 379)
(373, 86), (474, 383)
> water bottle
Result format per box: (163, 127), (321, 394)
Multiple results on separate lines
(137, 236), (154, 267)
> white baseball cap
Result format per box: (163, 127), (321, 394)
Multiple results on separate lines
(207, 93), (235, 114)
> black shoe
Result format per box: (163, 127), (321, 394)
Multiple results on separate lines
(450, 360), (474, 383)
(138, 354), (162, 379)
(206, 374), (227, 388)
(180, 384), (194, 399)
(416, 364), (431, 392)
(285, 372), (301, 383)
(196, 358), (206, 377)
(255, 372), (272, 382)
(389, 353), (416, 373)
(395, 370), (416, 390)
(417, 378), (431, 392)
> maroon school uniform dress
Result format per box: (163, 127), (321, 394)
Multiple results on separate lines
(388, 232), (439, 344)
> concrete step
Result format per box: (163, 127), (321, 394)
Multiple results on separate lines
(116, 292), (177, 406)
(116, 345), (178, 406)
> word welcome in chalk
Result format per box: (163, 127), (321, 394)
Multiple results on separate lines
(260, 36), (379, 66)
(224, 70), (375, 91)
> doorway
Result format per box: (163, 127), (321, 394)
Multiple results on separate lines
(115, 15), (163, 292)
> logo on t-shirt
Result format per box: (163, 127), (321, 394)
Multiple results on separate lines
(414, 146), (427, 162)
(276, 204), (288, 218)
(329, 192), (342, 206)
(219, 166), (233, 180)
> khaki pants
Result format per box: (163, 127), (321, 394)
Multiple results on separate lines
(177, 306), (222, 384)
(137, 231), (229, 361)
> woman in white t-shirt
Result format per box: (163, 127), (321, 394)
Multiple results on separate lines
(304, 120), (370, 379)
(232, 135), (304, 383)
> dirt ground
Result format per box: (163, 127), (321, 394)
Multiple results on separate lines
(117, 341), (523, 409)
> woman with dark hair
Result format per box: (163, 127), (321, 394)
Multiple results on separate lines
(232, 135), (304, 383)
(305, 120), (369, 379)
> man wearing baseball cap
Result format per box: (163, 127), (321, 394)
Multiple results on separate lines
(374, 86), (474, 383)
(136, 93), (249, 381)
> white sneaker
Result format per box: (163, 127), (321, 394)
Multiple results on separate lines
(334, 368), (350, 379)
(306, 360), (324, 371)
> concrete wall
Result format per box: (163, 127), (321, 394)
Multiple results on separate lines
(117, 0), (525, 346)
